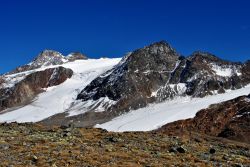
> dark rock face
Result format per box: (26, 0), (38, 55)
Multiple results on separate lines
(0, 67), (73, 112)
(241, 60), (250, 85)
(0, 77), (4, 85)
(77, 41), (250, 115)
(158, 95), (250, 144)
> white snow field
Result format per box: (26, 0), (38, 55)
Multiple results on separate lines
(0, 58), (121, 123)
(96, 85), (250, 132)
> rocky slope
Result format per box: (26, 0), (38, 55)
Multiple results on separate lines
(0, 67), (73, 112)
(158, 94), (250, 144)
(76, 41), (250, 116)
(0, 123), (249, 166)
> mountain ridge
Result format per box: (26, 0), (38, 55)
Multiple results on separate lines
(0, 41), (249, 135)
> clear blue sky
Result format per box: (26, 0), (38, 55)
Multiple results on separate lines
(0, 0), (249, 74)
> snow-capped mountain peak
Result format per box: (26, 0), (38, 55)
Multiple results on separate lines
(30, 49), (67, 67)
(8, 50), (87, 74)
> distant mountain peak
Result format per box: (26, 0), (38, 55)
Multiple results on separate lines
(40, 49), (63, 55)
(34, 49), (65, 62)
(191, 51), (219, 59)
(31, 50), (67, 67)
(8, 50), (87, 74)
(186, 51), (226, 64)
(143, 40), (177, 55)
(148, 40), (171, 47)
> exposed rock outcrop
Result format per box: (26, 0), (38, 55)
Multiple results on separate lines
(0, 77), (4, 85)
(0, 67), (73, 112)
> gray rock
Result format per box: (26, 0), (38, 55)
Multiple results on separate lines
(169, 146), (186, 153)
(0, 143), (10, 150)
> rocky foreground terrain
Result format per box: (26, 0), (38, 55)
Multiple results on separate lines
(0, 123), (249, 167)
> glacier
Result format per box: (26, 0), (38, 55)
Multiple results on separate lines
(0, 58), (121, 123)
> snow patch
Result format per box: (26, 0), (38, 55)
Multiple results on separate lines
(234, 112), (250, 118)
(244, 97), (250, 102)
(143, 70), (152, 74)
(68, 97), (117, 116)
(151, 83), (187, 98)
(169, 83), (187, 94)
(151, 91), (158, 97)
(210, 63), (241, 77)
(0, 73), (27, 89)
(211, 64), (232, 77)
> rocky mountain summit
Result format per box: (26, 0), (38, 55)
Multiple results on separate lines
(77, 41), (180, 112)
(77, 41), (250, 116)
(9, 50), (87, 74)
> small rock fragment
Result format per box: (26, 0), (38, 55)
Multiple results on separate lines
(176, 147), (186, 153)
(209, 148), (216, 154)
(169, 146), (186, 153)
(32, 155), (38, 163)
